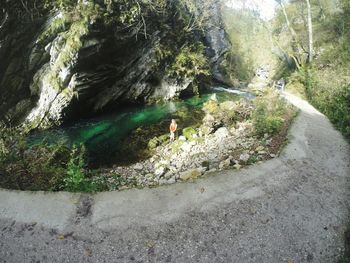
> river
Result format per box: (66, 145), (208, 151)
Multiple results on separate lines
(29, 88), (248, 167)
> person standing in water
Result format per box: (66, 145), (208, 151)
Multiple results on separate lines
(169, 119), (177, 141)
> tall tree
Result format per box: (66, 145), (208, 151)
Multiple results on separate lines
(276, 0), (303, 68)
(305, 0), (313, 63)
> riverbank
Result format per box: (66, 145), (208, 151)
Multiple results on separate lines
(0, 88), (297, 192)
(92, 89), (297, 191)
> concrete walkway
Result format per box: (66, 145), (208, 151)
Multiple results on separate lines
(1, 92), (349, 262)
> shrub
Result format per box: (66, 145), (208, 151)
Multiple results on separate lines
(168, 42), (209, 80)
(0, 124), (70, 191)
(0, 125), (101, 192)
(310, 82), (350, 138)
(63, 144), (97, 192)
(252, 89), (289, 137)
(182, 127), (197, 140)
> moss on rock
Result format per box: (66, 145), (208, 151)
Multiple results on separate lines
(171, 140), (184, 153)
(203, 99), (219, 114)
(182, 126), (197, 140)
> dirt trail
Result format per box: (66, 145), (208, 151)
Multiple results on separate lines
(0, 92), (349, 262)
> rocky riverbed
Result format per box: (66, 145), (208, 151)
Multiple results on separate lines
(95, 91), (296, 190)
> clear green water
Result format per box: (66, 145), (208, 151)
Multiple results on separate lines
(29, 90), (243, 167)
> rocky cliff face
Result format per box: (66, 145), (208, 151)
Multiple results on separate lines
(0, 0), (230, 129)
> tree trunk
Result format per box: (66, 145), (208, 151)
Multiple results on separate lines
(278, 0), (303, 66)
(305, 0), (313, 63)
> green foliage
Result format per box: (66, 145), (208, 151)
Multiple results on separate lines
(168, 43), (209, 80)
(171, 140), (184, 153)
(63, 144), (111, 192)
(202, 99), (219, 114)
(182, 127), (196, 140)
(309, 79), (350, 138)
(63, 144), (89, 192)
(39, 2), (91, 92)
(220, 50), (253, 84)
(43, 0), (77, 10)
(252, 89), (289, 137)
(222, 8), (272, 84)
(273, 0), (350, 140)
(148, 134), (169, 149)
(0, 125), (70, 191)
(176, 0), (216, 32)
(38, 15), (69, 43)
(295, 65), (317, 94)
(0, 125), (106, 192)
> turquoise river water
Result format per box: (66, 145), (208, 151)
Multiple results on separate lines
(29, 88), (250, 167)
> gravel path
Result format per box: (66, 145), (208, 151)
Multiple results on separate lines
(0, 92), (349, 263)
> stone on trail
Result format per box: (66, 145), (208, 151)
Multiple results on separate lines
(164, 171), (173, 180)
(133, 163), (144, 171)
(240, 153), (250, 163)
(166, 177), (176, 184)
(219, 158), (231, 169)
(255, 146), (265, 152)
(233, 163), (242, 170)
(154, 166), (165, 178)
(179, 168), (203, 181)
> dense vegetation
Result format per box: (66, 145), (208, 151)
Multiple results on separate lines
(272, 0), (350, 139)
(222, 8), (273, 85)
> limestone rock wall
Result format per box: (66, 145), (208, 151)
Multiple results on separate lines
(0, 0), (231, 129)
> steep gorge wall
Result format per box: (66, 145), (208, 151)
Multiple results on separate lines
(0, 0), (230, 129)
